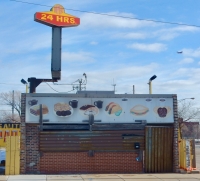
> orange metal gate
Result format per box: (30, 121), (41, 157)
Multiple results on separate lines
(145, 126), (173, 173)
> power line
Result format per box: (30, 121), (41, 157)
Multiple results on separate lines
(45, 82), (59, 93)
(0, 83), (23, 85)
(45, 83), (76, 93)
(67, 89), (76, 93)
(10, 0), (200, 28)
(0, 82), (66, 86)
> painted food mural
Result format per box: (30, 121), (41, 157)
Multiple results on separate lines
(30, 104), (49, 116)
(80, 105), (99, 115)
(26, 97), (173, 123)
(54, 103), (72, 117)
(154, 107), (171, 117)
(130, 105), (149, 116)
(105, 102), (122, 116)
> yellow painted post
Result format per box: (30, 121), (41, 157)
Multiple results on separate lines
(180, 139), (186, 170)
(178, 129), (181, 167)
(184, 139), (186, 168)
(5, 136), (11, 175)
(180, 139), (183, 168)
(10, 137), (15, 174)
(14, 136), (20, 174)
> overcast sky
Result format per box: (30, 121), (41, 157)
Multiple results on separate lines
(1, 0), (200, 106)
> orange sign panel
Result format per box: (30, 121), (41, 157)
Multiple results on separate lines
(34, 4), (80, 27)
(0, 123), (20, 147)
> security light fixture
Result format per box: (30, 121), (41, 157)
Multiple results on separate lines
(149, 75), (157, 81)
(83, 73), (87, 78)
(21, 79), (28, 93)
(21, 79), (27, 85)
(148, 75), (157, 94)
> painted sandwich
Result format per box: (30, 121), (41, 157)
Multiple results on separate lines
(30, 104), (49, 116)
(130, 105), (149, 116)
(105, 102), (122, 116)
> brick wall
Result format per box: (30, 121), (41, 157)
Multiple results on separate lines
(20, 93), (26, 174)
(25, 124), (40, 173)
(20, 93), (40, 174)
(172, 94), (179, 173)
(22, 123), (142, 174)
(40, 152), (142, 174)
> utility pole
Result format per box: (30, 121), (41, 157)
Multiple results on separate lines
(112, 79), (116, 93)
(12, 90), (14, 121)
(78, 79), (82, 91)
(133, 85), (135, 94)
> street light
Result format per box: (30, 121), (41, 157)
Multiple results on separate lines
(178, 97), (195, 102)
(148, 75), (157, 94)
(21, 79), (28, 93)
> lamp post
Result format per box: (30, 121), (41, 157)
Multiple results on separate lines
(148, 75), (157, 94)
(21, 79), (28, 93)
(178, 97), (195, 102)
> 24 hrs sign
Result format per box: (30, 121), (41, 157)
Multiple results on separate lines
(34, 4), (80, 27)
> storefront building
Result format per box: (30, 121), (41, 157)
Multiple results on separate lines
(20, 92), (179, 174)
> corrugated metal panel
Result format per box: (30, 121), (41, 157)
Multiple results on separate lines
(5, 136), (20, 175)
(145, 126), (173, 173)
(39, 130), (145, 152)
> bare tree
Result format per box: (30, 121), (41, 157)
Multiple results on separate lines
(0, 91), (21, 122)
(178, 100), (200, 122)
(178, 100), (200, 138)
(0, 111), (20, 123)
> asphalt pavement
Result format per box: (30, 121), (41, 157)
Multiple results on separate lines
(1, 174), (200, 181)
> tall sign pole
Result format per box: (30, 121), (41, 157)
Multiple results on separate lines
(28, 4), (80, 93)
(34, 4), (80, 80)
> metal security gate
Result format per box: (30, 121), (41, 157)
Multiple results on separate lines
(145, 126), (173, 173)
(39, 129), (145, 173)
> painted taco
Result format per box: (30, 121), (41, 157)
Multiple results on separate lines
(105, 102), (122, 116)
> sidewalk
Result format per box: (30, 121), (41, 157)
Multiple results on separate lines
(0, 173), (200, 181)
